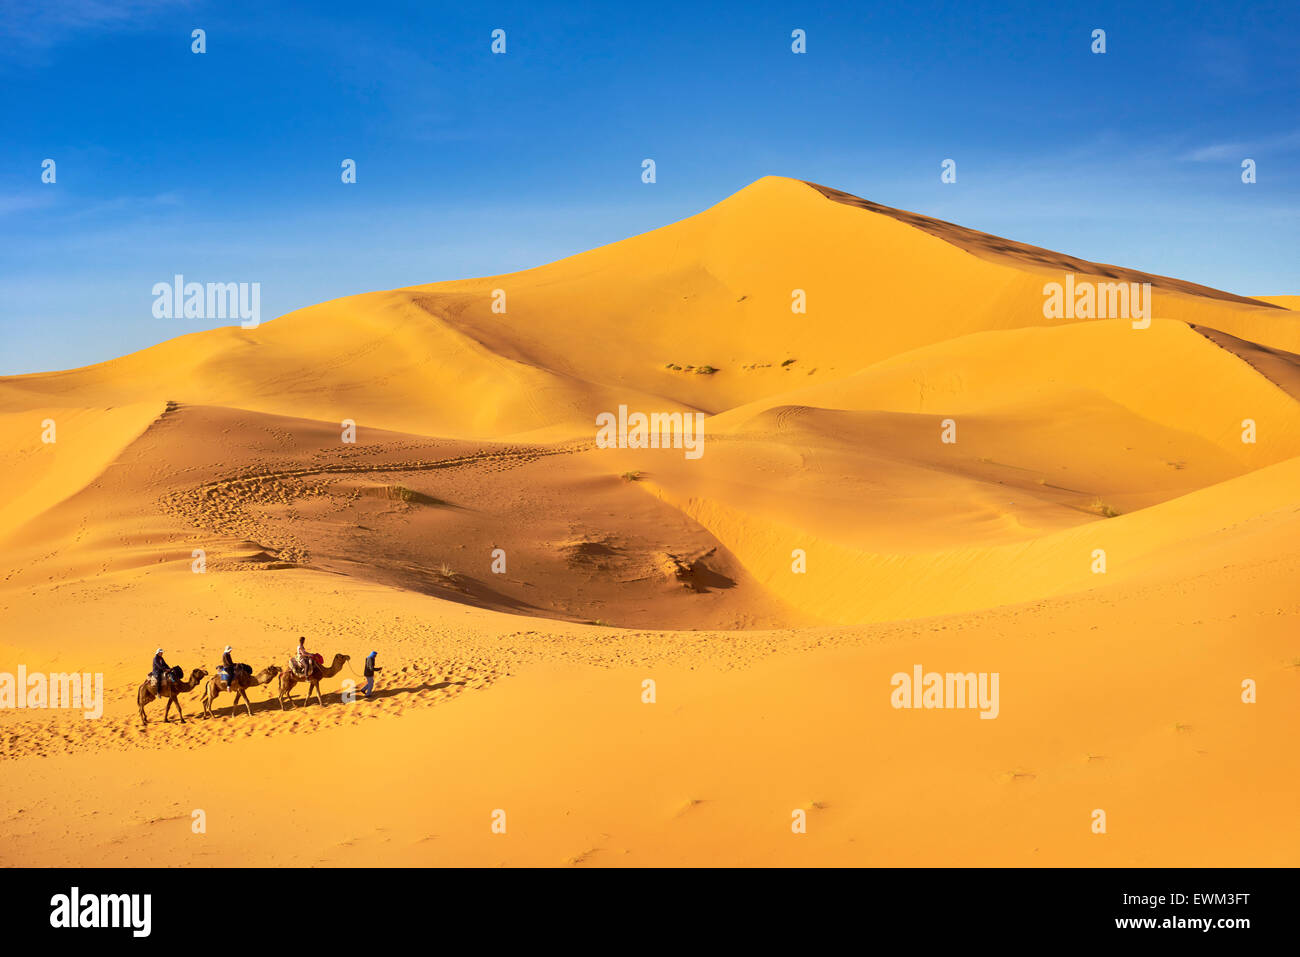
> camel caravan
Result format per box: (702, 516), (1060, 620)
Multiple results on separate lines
(136, 638), (370, 725)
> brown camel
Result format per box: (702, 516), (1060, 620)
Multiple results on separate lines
(137, 668), (208, 725)
(202, 664), (282, 718)
(278, 653), (350, 709)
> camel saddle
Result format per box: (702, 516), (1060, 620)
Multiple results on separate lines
(289, 655), (321, 679)
(149, 665), (184, 693)
(219, 663), (252, 684)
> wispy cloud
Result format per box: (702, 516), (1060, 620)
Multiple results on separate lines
(0, 189), (183, 223)
(0, 0), (191, 48)
(1183, 142), (1248, 163)
(0, 192), (56, 217)
(1182, 130), (1300, 162)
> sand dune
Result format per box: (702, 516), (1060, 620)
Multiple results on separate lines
(9, 177), (1294, 441)
(1255, 295), (1300, 310)
(0, 401), (167, 542)
(1, 177), (1297, 866)
(806, 181), (1281, 309)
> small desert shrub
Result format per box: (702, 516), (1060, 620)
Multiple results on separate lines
(694, 365), (718, 375)
(369, 484), (442, 506)
(1090, 499), (1120, 518)
(621, 470), (642, 482)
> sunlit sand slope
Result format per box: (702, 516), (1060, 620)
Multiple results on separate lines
(0, 402), (166, 541)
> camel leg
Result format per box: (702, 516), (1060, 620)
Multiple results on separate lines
(138, 697), (148, 726)
(240, 689), (253, 717)
(172, 694), (185, 724)
(315, 682), (324, 707)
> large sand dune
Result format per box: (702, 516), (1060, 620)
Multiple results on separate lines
(2, 177), (1297, 866)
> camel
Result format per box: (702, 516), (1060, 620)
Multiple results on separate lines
(202, 664), (282, 718)
(137, 668), (208, 726)
(278, 653), (350, 709)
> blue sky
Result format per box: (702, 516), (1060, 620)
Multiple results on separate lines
(2, 0), (1297, 374)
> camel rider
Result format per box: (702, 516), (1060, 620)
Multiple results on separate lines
(221, 645), (236, 685)
(152, 648), (169, 693)
(295, 636), (312, 677)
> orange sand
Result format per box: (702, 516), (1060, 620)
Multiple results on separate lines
(1, 177), (1297, 865)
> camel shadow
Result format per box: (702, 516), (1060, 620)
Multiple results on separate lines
(357, 680), (467, 702)
(194, 679), (468, 717)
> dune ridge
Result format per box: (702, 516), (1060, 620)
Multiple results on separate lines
(803, 180), (1284, 310)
